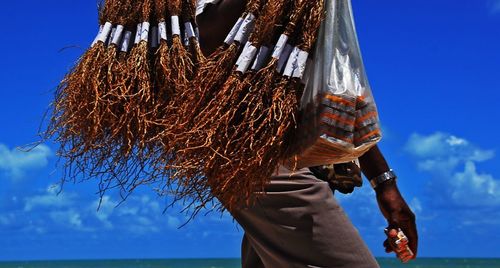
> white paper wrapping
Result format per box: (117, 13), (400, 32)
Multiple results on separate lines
(111, 25), (124, 45)
(195, 0), (222, 16)
(184, 22), (195, 38)
(234, 13), (255, 43)
(236, 45), (258, 73)
(96, 22), (113, 44)
(107, 28), (116, 46)
(292, 50), (309, 78)
(134, 23), (142, 44)
(171, 16), (181, 36)
(283, 47), (300, 77)
(301, 58), (313, 84)
(236, 42), (252, 66)
(151, 26), (159, 48)
(157, 26), (162, 46)
(184, 22), (195, 46)
(224, 17), (244, 45)
(251, 46), (271, 71)
(92, 25), (104, 46)
(195, 27), (200, 40)
(276, 44), (293, 72)
(272, 34), (289, 59)
(159, 21), (168, 40)
(121, 31), (132, 52)
(140, 22), (150, 42)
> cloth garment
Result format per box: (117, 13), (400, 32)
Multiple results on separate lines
(231, 165), (380, 268)
(194, 1), (380, 266)
(196, 0), (222, 16)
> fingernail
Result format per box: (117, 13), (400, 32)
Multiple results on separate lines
(389, 229), (398, 238)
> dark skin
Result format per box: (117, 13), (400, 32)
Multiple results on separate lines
(196, 0), (418, 261)
(359, 145), (418, 262)
(196, 0), (246, 55)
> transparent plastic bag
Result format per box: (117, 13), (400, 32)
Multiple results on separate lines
(287, 0), (382, 168)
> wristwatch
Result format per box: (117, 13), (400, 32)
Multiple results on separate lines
(370, 169), (397, 189)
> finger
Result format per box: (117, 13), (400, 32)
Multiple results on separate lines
(401, 256), (412, 263)
(397, 250), (412, 263)
(401, 251), (414, 263)
(388, 218), (399, 230)
(383, 239), (393, 253)
(393, 220), (416, 257)
(402, 221), (418, 258)
(388, 228), (398, 238)
(399, 250), (413, 259)
(409, 220), (418, 258)
(349, 162), (361, 173)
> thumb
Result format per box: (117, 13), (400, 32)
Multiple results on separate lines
(387, 228), (398, 239)
(387, 216), (400, 230)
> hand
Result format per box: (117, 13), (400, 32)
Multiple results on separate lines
(375, 180), (418, 261)
(309, 162), (363, 194)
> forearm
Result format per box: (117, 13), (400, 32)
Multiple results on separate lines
(359, 145), (398, 195)
(359, 145), (390, 180)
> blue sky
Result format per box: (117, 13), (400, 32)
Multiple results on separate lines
(1, 0), (500, 261)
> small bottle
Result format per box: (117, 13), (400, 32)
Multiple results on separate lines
(385, 228), (414, 263)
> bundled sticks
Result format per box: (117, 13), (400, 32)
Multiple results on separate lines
(46, 0), (200, 197)
(159, 0), (328, 210)
(171, 0), (293, 209)
(47, 0), (376, 213)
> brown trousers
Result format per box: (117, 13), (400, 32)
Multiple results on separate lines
(230, 166), (380, 268)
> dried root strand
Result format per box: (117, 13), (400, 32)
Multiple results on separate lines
(276, 0), (326, 156)
(164, 0), (194, 98)
(205, 0), (324, 210)
(116, 0), (155, 161)
(45, 0), (163, 196)
(46, 0), (328, 217)
(46, 0), (120, 180)
(153, 0), (266, 211)
(183, 0), (206, 71)
(153, 0), (173, 125)
(174, 0), (289, 210)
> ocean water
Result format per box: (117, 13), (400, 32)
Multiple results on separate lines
(1, 258), (500, 268)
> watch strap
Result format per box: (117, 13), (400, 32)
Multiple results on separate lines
(370, 169), (397, 189)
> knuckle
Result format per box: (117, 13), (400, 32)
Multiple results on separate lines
(409, 211), (416, 220)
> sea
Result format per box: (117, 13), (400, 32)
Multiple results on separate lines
(1, 258), (500, 268)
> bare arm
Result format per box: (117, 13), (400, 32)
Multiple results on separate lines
(196, 2), (418, 260)
(359, 145), (418, 261)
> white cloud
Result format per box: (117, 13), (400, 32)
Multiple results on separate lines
(405, 132), (495, 175)
(90, 194), (180, 233)
(24, 185), (76, 212)
(127, 216), (161, 234)
(49, 210), (85, 230)
(22, 190), (171, 233)
(166, 215), (181, 229)
(491, 0), (500, 13)
(0, 143), (51, 179)
(0, 214), (14, 226)
(410, 197), (423, 215)
(451, 161), (500, 207)
(337, 185), (387, 231)
(405, 132), (500, 210)
(6, 184), (201, 236)
(406, 132), (494, 162)
(92, 196), (116, 229)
